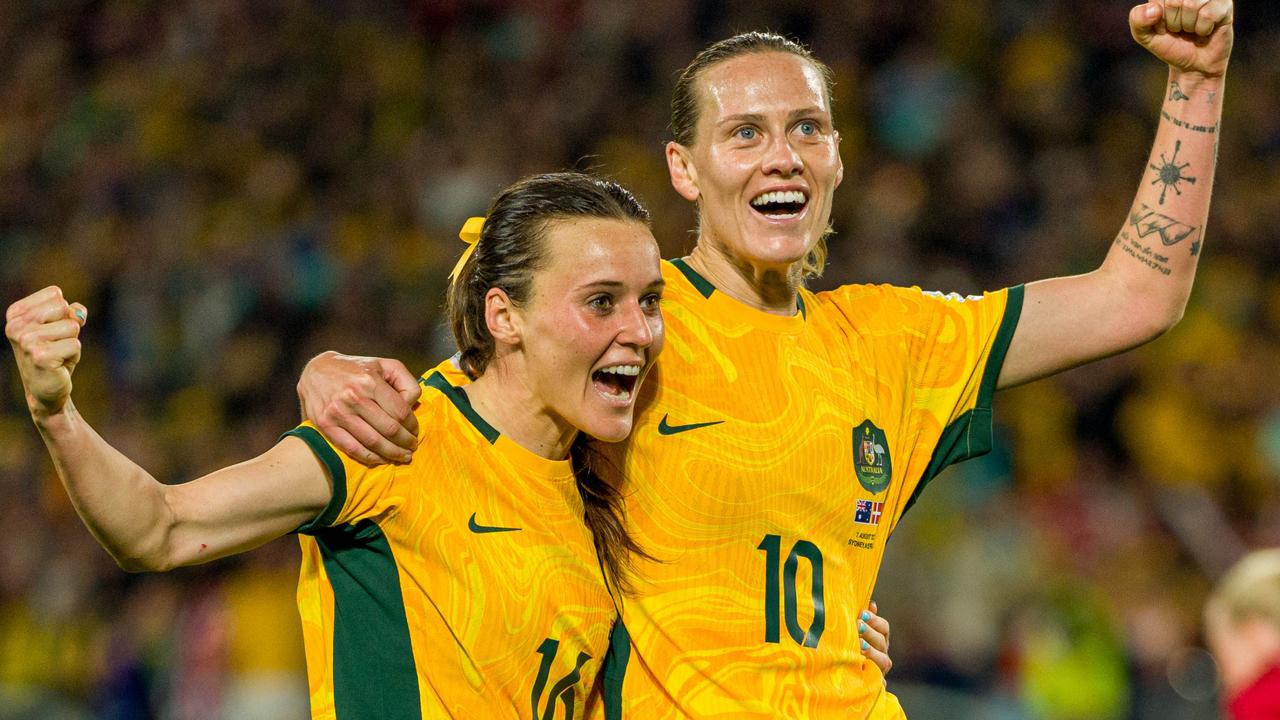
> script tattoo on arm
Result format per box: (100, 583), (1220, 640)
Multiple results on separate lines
(1116, 229), (1173, 275)
(1160, 111), (1218, 135)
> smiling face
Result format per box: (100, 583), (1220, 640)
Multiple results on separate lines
(668, 51), (844, 276)
(513, 217), (665, 443)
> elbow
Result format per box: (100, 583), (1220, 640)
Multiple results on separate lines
(1146, 302), (1186, 342)
(1127, 304), (1184, 349)
(113, 543), (178, 574)
(112, 520), (181, 574)
(116, 555), (169, 574)
(1161, 304), (1186, 334)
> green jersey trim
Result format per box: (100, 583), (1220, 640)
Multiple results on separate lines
(901, 284), (1024, 516)
(669, 258), (808, 316)
(601, 620), (631, 720)
(669, 258), (716, 299)
(978, 284), (1024, 405)
(316, 519), (421, 718)
(286, 426), (348, 534)
(421, 371), (499, 444)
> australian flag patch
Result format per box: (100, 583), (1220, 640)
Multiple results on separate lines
(854, 500), (884, 527)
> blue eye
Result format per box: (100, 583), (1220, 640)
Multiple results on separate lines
(735, 127), (757, 141)
(797, 121), (817, 136)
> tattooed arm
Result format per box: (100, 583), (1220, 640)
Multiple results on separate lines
(998, 0), (1232, 389)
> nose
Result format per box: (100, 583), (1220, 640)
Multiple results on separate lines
(616, 300), (655, 349)
(761, 133), (803, 177)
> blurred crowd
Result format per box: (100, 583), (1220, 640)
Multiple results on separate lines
(1, 1), (1278, 718)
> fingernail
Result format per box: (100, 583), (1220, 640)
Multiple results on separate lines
(861, 611), (871, 622)
(401, 453), (413, 463)
(861, 639), (870, 651)
(859, 621), (867, 633)
(74, 309), (85, 322)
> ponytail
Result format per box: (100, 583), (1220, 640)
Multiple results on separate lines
(570, 438), (653, 596)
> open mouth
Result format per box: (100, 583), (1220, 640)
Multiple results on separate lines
(750, 190), (808, 220)
(592, 364), (641, 403)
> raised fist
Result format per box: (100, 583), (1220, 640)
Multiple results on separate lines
(1130, 0), (1234, 78)
(6, 286), (88, 417)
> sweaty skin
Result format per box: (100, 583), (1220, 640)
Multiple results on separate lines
(299, 1), (1232, 710)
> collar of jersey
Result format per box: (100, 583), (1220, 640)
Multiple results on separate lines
(665, 258), (807, 335)
(420, 371), (575, 481)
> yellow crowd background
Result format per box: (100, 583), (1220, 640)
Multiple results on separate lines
(2, 1), (1278, 718)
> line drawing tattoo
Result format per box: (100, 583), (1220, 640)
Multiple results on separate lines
(1150, 140), (1196, 204)
(1129, 204), (1200, 247)
(1169, 81), (1190, 101)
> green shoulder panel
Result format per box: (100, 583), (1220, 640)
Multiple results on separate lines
(315, 519), (420, 718)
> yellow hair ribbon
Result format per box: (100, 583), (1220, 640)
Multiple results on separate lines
(448, 216), (486, 283)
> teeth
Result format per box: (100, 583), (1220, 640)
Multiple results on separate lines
(751, 190), (808, 207)
(597, 386), (632, 401)
(598, 365), (641, 377)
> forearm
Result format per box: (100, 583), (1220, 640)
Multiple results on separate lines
(10, 288), (330, 571)
(34, 402), (332, 571)
(34, 402), (178, 571)
(1101, 68), (1223, 324)
(1000, 70), (1226, 389)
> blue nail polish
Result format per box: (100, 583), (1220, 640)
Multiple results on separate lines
(859, 621), (866, 633)
(861, 639), (870, 651)
(861, 611), (871, 622)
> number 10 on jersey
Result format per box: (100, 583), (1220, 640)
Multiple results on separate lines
(757, 534), (825, 648)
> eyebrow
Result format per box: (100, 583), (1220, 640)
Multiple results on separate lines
(576, 279), (666, 292)
(716, 107), (830, 127)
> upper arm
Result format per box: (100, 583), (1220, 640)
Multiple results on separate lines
(998, 269), (1173, 390)
(159, 436), (333, 568)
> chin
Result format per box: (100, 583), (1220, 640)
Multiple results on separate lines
(741, 234), (814, 267)
(581, 414), (633, 444)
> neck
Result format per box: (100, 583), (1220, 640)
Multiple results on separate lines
(465, 364), (577, 460)
(686, 242), (801, 315)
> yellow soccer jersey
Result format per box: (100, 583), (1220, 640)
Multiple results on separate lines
(287, 364), (617, 719)
(592, 259), (1022, 719)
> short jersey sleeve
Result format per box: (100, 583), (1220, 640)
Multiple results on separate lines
(884, 284), (1024, 501)
(284, 422), (403, 534)
(892, 285), (1022, 428)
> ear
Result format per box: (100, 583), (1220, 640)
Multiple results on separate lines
(833, 131), (845, 189)
(484, 288), (521, 347)
(666, 141), (701, 202)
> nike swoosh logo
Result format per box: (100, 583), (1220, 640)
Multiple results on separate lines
(657, 414), (724, 436)
(468, 513), (521, 534)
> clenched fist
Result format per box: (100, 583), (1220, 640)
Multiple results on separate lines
(1131, 0), (1234, 78)
(6, 286), (88, 417)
